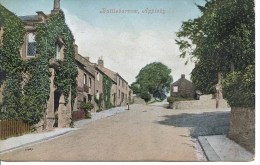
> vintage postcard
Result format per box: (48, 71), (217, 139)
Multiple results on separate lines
(0, 0), (256, 163)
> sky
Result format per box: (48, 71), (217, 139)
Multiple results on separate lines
(0, 0), (205, 84)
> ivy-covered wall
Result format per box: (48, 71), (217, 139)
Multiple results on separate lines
(0, 4), (25, 120)
(102, 74), (113, 108)
(0, 5), (78, 125)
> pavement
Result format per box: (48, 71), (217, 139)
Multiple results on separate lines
(198, 135), (254, 161)
(0, 128), (78, 154)
(0, 106), (127, 155)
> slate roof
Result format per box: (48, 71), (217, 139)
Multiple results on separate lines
(96, 65), (117, 83)
(75, 54), (95, 76)
(19, 15), (39, 22)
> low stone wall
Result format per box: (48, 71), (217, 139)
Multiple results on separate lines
(228, 107), (255, 153)
(173, 99), (229, 110)
(72, 110), (85, 121)
(133, 96), (146, 104)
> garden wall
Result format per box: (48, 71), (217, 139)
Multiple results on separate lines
(228, 107), (255, 153)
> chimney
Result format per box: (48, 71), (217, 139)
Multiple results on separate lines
(181, 74), (185, 79)
(54, 0), (60, 10)
(74, 44), (78, 55)
(36, 11), (47, 23)
(98, 56), (104, 67)
(51, 0), (61, 14)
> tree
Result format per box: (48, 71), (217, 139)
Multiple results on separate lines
(132, 62), (173, 101)
(176, 0), (254, 107)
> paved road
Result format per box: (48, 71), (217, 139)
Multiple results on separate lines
(0, 104), (203, 161)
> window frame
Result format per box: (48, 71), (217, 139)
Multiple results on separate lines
(26, 32), (37, 57)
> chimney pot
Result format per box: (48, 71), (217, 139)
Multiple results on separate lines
(98, 57), (104, 67)
(74, 44), (78, 55)
(181, 74), (185, 79)
(54, 0), (60, 10)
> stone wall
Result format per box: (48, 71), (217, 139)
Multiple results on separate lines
(173, 99), (229, 110)
(116, 75), (129, 106)
(72, 110), (85, 121)
(133, 96), (146, 104)
(228, 107), (255, 153)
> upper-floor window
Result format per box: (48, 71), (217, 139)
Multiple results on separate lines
(83, 73), (87, 85)
(96, 72), (100, 81)
(56, 44), (61, 60)
(89, 77), (92, 87)
(118, 78), (120, 86)
(173, 86), (178, 93)
(27, 33), (36, 57)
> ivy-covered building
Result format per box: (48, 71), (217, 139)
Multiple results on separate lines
(96, 58), (133, 106)
(0, 0), (77, 131)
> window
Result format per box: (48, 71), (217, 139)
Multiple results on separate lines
(56, 44), (61, 59)
(88, 77), (92, 87)
(27, 33), (36, 57)
(83, 74), (87, 85)
(88, 94), (92, 102)
(96, 72), (100, 81)
(121, 92), (124, 101)
(83, 96), (87, 103)
(96, 90), (99, 99)
(118, 90), (120, 98)
(118, 78), (120, 86)
(173, 86), (178, 93)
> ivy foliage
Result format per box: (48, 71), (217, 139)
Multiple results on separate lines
(0, 4), (25, 119)
(223, 65), (254, 108)
(0, 5), (78, 125)
(102, 74), (113, 108)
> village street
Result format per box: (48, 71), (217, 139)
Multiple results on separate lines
(0, 103), (230, 161)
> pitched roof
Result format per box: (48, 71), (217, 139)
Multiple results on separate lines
(96, 65), (117, 83)
(75, 54), (95, 76)
(19, 15), (39, 22)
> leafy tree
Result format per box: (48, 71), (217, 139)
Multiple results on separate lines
(132, 62), (173, 101)
(176, 0), (255, 106)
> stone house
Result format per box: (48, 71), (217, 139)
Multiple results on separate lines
(0, 0), (76, 131)
(115, 73), (130, 106)
(73, 51), (96, 120)
(171, 74), (195, 99)
(95, 57), (117, 107)
(96, 58), (132, 106)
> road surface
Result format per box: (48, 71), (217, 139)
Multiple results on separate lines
(0, 103), (230, 161)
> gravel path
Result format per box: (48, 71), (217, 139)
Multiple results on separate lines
(158, 109), (230, 138)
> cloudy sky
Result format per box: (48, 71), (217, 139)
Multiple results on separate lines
(0, 0), (205, 84)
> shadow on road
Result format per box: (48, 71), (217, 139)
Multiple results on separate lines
(158, 111), (230, 138)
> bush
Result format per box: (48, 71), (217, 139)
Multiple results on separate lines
(80, 102), (94, 119)
(167, 96), (175, 104)
(223, 65), (255, 108)
(140, 91), (151, 103)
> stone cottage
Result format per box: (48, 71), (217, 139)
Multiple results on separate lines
(0, 0), (77, 131)
(171, 74), (195, 99)
(73, 51), (96, 120)
(96, 57), (132, 106)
